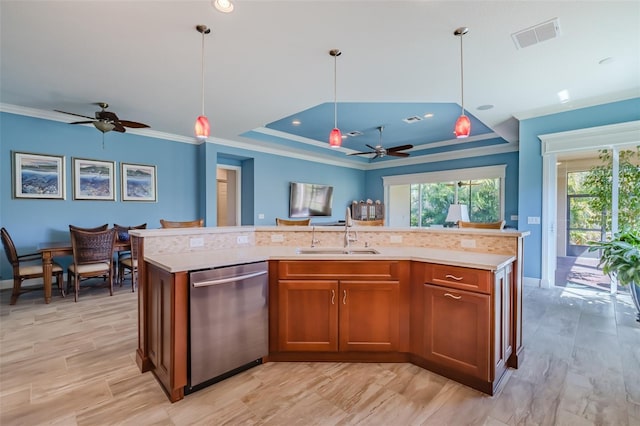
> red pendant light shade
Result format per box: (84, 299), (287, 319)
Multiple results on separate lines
(329, 128), (342, 148)
(195, 24), (211, 141)
(454, 115), (471, 138)
(195, 115), (210, 140)
(454, 27), (471, 139)
(329, 49), (342, 149)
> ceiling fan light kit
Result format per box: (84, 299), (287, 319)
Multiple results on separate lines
(195, 24), (211, 141)
(54, 102), (149, 135)
(454, 26), (471, 139)
(329, 49), (342, 149)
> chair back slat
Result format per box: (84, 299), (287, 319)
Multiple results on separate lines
(160, 219), (203, 228)
(70, 228), (116, 265)
(69, 224), (109, 232)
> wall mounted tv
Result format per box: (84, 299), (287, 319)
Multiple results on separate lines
(289, 182), (334, 217)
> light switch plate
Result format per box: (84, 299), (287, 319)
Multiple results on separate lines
(527, 216), (541, 224)
(390, 235), (403, 243)
(190, 237), (204, 248)
(271, 234), (284, 242)
(237, 235), (249, 244)
(461, 239), (476, 248)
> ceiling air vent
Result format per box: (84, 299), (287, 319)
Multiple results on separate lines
(512, 18), (561, 49)
(402, 116), (423, 124)
(346, 130), (363, 137)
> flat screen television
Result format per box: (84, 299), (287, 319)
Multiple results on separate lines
(289, 182), (334, 217)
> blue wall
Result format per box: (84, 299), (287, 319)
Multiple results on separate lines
(518, 98), (640, 279)
(0, 112), (365, 278)
(364, 152), (520, 228)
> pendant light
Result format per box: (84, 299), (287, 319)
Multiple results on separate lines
(454, 27), (471, 139)
(329, 49), (342, 149)
(195, 25), (211, 141)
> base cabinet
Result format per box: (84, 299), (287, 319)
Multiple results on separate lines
(273, 260), (408, 354)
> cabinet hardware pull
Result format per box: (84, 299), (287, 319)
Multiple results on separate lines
(331, 289), (335, 305)
(444, 293), (462, 300)
(445, 274), (464, 281)
(343, 290), (347, 305)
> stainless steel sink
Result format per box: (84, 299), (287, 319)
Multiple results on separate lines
(296, 248), (379, 255)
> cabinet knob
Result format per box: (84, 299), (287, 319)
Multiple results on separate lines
(444, 292), (462, 300)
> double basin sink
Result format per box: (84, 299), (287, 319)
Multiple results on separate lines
(296, 247), (379, 255)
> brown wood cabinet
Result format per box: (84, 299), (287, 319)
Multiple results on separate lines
(411, 262), (514, 395)
(141, 263), (188, 403)
(272, 260), (409, 355)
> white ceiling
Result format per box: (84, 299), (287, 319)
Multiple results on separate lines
(1, 1), (638, 167)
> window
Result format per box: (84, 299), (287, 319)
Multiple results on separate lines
(383, 165), (506, 227)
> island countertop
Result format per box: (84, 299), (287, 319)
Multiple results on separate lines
(144, 245), (516, 273)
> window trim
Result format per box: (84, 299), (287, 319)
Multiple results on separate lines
(382, 165), (507, 225)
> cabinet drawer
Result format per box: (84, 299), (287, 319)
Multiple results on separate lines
(279, 261), (399, 280)
(425, 264), (492, 294)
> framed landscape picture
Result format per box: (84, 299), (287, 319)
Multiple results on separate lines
(13, 152), (66, 199)
(121, 163), (157, 202)
(72, 158), (116, 201)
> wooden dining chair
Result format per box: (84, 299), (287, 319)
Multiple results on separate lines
(1, 227), (65, 305)
(119, 235), (140, 292)
(160, 219), (204, 228)
(275, 218), (311, 226)
(113, 223), (146, 282)
(67, 228), (116, 302)
(68, 224), (109, 232)
(351, 219), (384, 226)
(458, 220), (506, 229)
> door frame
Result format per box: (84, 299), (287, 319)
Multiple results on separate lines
(216, 165), (242, 226)
(539, 120), (640, 292)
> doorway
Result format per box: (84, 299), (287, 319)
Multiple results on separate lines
(217, 166), (241, 226)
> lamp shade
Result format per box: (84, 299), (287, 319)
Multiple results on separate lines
(445, 204), (470, 224)
(454, 115), (471, 138)
(329, 127), (342, 148)
(195, 115), (210, 140)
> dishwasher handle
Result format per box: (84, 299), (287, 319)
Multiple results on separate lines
(192, 270), (267, 288)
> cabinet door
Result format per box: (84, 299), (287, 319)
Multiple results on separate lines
(339, 281), (400, 352)
(278, 280), (339, 351)
(423, 284), (490, 380)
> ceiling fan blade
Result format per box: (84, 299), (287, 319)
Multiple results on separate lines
(54, 110), (95, 120)
(386, 144), (413, 152)
(112, 123), (127, 133)
(347, 151), (376, 156)
(97, 111), (119, 121)
(365, 144), (379, 151)
(69, 120), (96, 125)
(118, 120), (150, 129)
(387, 151), (410, 158)
(372, 153), (380, 160)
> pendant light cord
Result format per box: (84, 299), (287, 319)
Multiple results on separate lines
(201, 30), (206, 116)
(333, 54), (338, 128)
(459, 33), (464, 116)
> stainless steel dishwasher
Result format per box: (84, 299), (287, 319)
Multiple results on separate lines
(186, 261), (268, 394)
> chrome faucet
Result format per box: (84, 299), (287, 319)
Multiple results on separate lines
(310, 226), (320, 247)
(344, 207), (357, 251)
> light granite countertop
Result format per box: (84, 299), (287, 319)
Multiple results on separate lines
(144, 246), (516, 273)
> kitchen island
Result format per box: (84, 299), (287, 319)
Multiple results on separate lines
(131, 226), (528, 402)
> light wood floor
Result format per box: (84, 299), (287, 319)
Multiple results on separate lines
(1, 279), (638, 425)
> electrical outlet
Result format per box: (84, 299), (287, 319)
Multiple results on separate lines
(390, 235), (403, 243)
(271, 234), (284, 243)
(258, 213), (265, 219)
(461, 239), (476, 248)
(510, 215), (518, 221)
(527, 216), (541, 224)
(237, 235), (249, 244)
(189, 237), (204, 248)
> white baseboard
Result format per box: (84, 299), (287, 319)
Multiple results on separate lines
(523, 276), (542, 287)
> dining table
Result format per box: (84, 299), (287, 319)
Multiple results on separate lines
(38, 240), (130, 303)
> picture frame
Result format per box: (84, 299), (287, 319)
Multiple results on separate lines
(13, 151), (66, 199)
(72, 158), (116, 201)
(121, 162), (157, 202)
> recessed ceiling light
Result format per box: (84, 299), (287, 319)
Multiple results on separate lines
(476, 104), (494, 111)
(598, 57), (614, 65)
(423, 113), (434, 118)
(212, 0), (234, 13)
(557, 89), (570, 103)
(291, 119), (301, 126)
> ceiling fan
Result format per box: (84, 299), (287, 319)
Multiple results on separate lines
(347, 126), (413, 159)
(55, 102), (150, 134)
